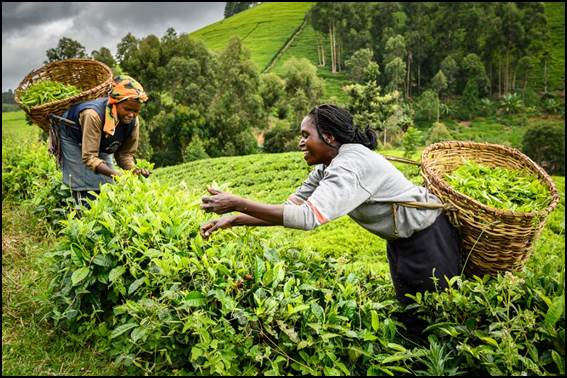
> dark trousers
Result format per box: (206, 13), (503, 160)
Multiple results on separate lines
(386, 212), (461, 335)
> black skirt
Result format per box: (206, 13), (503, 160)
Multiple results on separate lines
(386, 212), (461, 304)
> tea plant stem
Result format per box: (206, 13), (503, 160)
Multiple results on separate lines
(258, 324), (315, 373)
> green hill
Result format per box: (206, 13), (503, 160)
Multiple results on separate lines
(269, 23), (349, 103)
(190, 2), (314, 72)
(543, 1), (565, 92)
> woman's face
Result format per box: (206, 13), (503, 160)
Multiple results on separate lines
(115, 99), (141, 124)
(298, 115), (338, 166)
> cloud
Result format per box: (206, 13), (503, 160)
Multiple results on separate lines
(2, 2), (225, 91)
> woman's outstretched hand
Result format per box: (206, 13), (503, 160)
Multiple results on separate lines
(201, 187), (241, 214)
(200, 216), (235, 239)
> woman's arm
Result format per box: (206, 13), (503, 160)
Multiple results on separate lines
(201, 187), (284, 225)
(200, 213), (276, 238)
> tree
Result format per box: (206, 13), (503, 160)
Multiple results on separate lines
(2, 89), (16, 104)
(45, 37), (87, 63)
(91, 47), (116, 69)
(440, 55), (458, 96)
(310, 2), (342, 73)
(259, 72), (286, 115)
(280, 57), (325, 126)
(263, 119), (296, 153)
(402, 127), (421, 158)
(116, 33), (138, 66)
(462, 53), (489, 97)
(516, 56), (534, 96)
(384, 35), (407, 94)
(426, 121), (453, 145)
(431, 70), (448, 122)
(224, 2), (256, 18)
(522, 124), (564, 175)
(224, 2), (236, 18)
(345, 48), (375, 83)
(208, 37), (264, 156)
(344, 80), (410, 147)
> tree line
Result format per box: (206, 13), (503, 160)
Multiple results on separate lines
(5, 2), (562, 170)
(309, 2), (550, 98)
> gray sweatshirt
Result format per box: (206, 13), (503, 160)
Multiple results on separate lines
(283, 143), (443, 240)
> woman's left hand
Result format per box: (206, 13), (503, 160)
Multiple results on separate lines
(201, 187), (241, 214)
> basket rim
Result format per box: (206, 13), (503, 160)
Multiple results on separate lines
(421, 140), (561, 218)
(14, 58), (113, 109)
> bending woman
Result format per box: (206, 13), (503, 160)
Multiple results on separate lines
(200, 104), (461, 312)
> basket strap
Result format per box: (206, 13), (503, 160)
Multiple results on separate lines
(383, 155), (421, 166)
(393, 201), (457, 211)
(390, 201), (457, 239)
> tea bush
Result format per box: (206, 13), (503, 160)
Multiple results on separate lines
(2, 140), (58, 202)
(2, 140), (74, 228)
(46, 174), (422, 375)
(44, 172), (565, 375)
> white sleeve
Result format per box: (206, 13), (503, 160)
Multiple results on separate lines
(283, 164), (372, 230)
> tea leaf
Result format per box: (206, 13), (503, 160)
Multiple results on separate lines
(71, 267), (90, 286)
(110, 322), (138, 339)
(128, 277), (145, 295)
(371, 310), (379, 331)
(92, 254), (113, 267)
(183, 292), (206, 307)
(109, 266), (126, 283)
(131, 327), (147, 343)
(544, 294), (564, 329)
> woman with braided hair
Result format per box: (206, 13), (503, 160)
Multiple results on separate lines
(200, 104), (461, 333)
(55, 75), (151, 207)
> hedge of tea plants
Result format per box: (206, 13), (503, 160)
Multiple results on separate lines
(46, 174), (417, 375)
(2, 132), (564, 375)
(44, 172), (565, 375)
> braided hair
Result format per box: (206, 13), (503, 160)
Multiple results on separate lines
(309, 104), (377, 150)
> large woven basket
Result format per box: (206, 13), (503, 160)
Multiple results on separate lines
(15, 59), (113, 132)
(420, 141), (560, 276)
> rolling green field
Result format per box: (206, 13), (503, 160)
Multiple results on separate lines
(190, 2), (314, 72)
(189, 2), (564, 101)
(531, 2), (565, 92)
(1, 111), (39, 142)
(270, 23), (350, 103)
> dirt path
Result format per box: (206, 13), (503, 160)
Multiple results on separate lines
(263, 18), (307, 73)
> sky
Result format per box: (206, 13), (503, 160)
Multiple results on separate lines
(2, 2), (226, 92)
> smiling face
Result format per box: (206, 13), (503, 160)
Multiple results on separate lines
(298, 115), (339, 166)
(115, 99), (142, 125)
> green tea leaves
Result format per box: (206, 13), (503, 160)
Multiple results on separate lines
(445, 160), (552, 212)
(71, 266), (90, 286)
(18, 80), (80, 110)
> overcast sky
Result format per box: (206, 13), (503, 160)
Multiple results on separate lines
(2, 2), (226, 92)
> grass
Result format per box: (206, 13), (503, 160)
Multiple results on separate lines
(432, 114), (565, 149)
(2, 111), (40, 142)
(190, 2), (314, 72)
(2, 201), (124, 375)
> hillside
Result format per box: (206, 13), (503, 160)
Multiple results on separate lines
(543, 1), (565, 92)
(190, 2), (314, 72)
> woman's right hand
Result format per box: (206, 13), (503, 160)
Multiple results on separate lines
(200, 216), (235, 239)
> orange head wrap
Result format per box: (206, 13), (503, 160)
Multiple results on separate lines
(104, 75), (148, 136)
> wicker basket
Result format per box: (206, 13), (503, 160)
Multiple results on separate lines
(420, 141), (560, 276)
(15, 59), (113, 132)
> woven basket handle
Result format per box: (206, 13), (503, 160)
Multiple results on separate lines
(383, 155), (421, 166)
(393, 201), (457, 211)
(383, 155), (456, 211)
